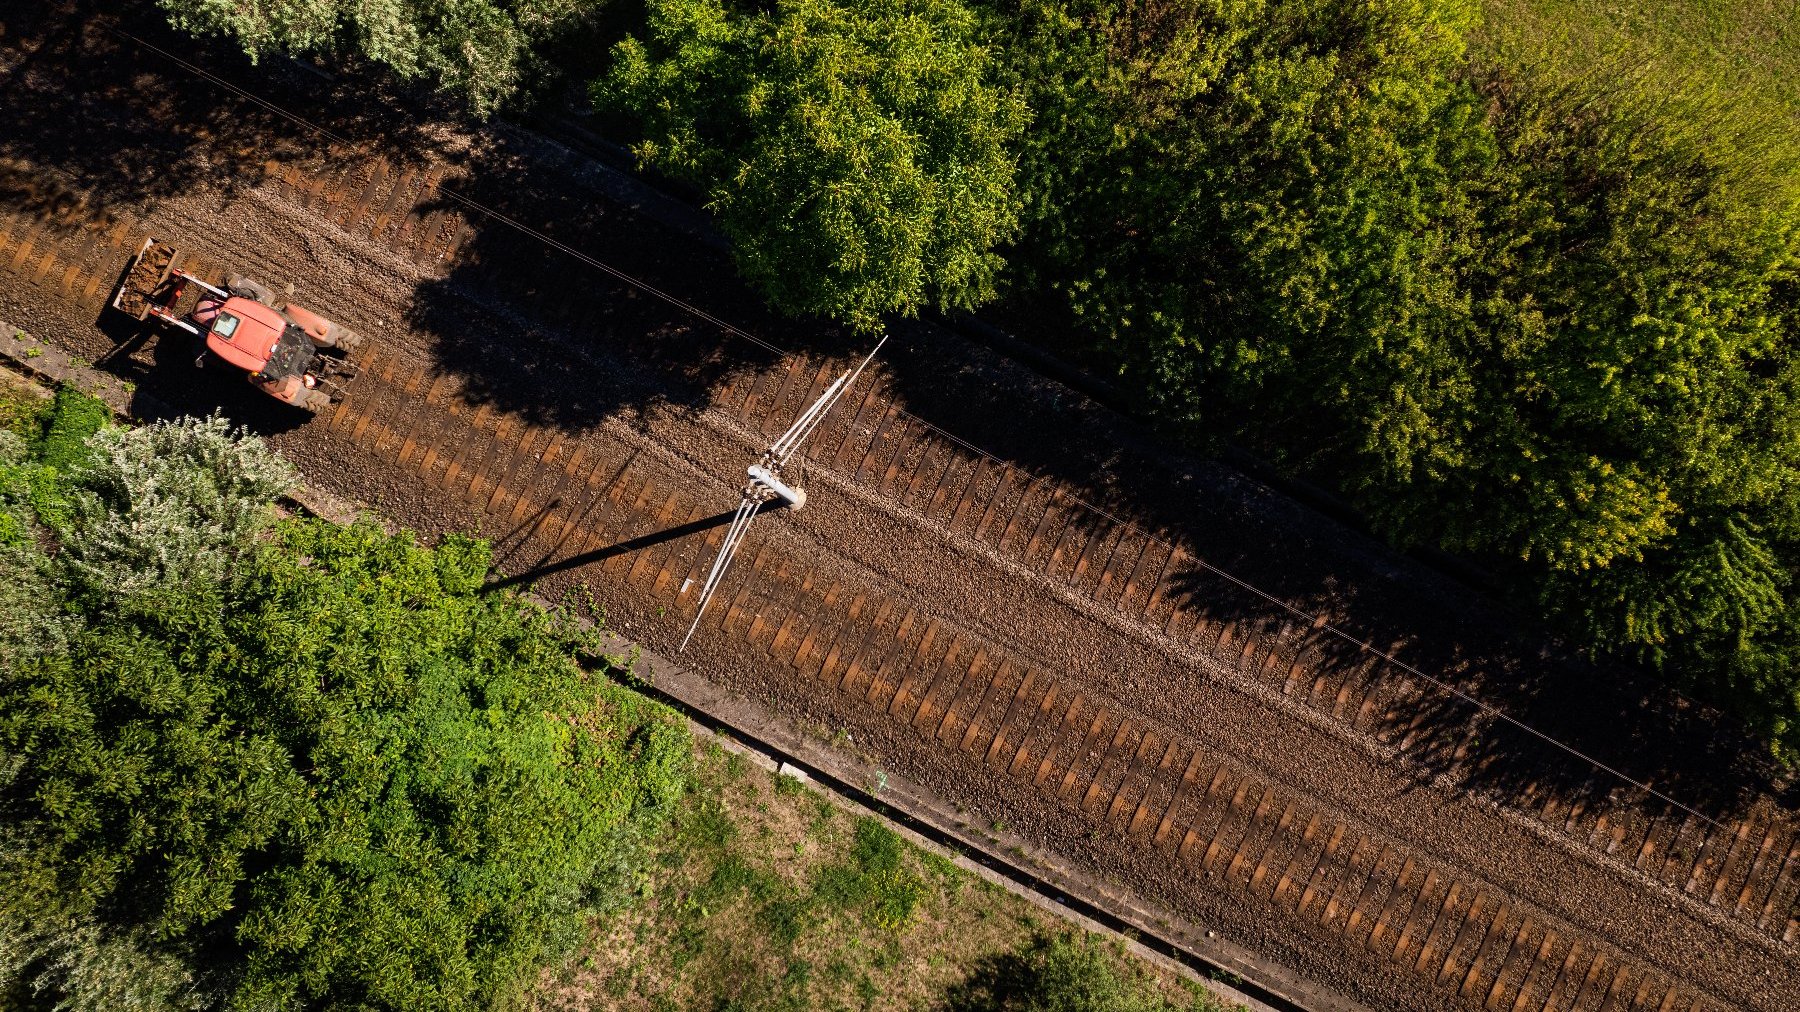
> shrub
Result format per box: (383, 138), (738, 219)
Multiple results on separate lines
(946, 930), (1229, 1011)
(0, 506), (691, 1010)
(60, 414), (294, 598)
(32, 386), (109, 472)
(993, 0), (1800, 758)
(0, 543), (71, 672)
(156, 0), (596, 116)
(0, 384), (107, 542)
(0, 914), (202, 1012)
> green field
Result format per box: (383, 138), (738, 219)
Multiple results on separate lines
(1474, 0), (1800, 128)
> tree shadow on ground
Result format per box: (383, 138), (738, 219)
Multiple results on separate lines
(395, 119), (872, 435)
(0, 1), (457, 219)
(1158, 548), (1797, 838)
(404, 109), (1799, 840)
(942, 931), (1190, 1012)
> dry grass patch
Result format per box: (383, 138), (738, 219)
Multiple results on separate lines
(533, 742), (1236, 1012)
(0, 365), (53, 437)
(1473, 0), (1800, 131)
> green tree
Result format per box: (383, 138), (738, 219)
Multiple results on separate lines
(0, 417), (691, 1010)
(156, 0), (597, 116)
(993, 0), (1800, 758)
(1427, 72), (1800, 754)
(599, 0), (1028, 330)
(994, 0), (1482, 410)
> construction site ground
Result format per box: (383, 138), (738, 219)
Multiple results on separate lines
(0, 6), (1795, 1011)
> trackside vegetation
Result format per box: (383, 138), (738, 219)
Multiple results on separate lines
(154, 0), (579, 116)
(0, 387), (692, 1010)
(985, 0), (1800, 760)
(157, 0), (1800, 757)
(597, 0), (1028, 330)
(538, 739), (1237, 1012)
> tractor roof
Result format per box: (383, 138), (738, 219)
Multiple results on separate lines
(203, 296), (286, 373)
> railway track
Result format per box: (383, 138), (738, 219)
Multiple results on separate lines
(3, 164), (1796, 962)
(0, 209), (1790, 1012)
(0, 19), (1795, 1007)
(249, 342), (1764, 1012)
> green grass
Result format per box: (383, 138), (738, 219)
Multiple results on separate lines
(1472, 0), (1800, 133)
(0, 376), (99, 541)
(34, 385), (110, 471)
(810, 818), (927, 931)
(533, 742), (1235, 1012)
(0, 370), (52, 441)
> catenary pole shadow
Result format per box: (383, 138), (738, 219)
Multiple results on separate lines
(484, 503), (792, 593)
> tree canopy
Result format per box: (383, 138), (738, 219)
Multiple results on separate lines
(598, 0), (1028, 331)
(156, 0), (600, 115)
(980, 1), (1800, 756)
(0, 397), (690, 1010)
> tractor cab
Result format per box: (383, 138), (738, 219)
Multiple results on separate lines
(193, 296), (325, 409)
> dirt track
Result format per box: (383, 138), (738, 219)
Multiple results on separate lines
(0, 6), (1796, 1011)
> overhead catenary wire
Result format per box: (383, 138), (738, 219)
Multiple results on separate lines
(109, 26), (792, 361)
(769, 369), (848, 462)
(109, 24), (1736, 837)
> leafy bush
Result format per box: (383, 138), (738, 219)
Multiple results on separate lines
(0, 914), (203, 1012)
(1364, 70), (1800, 675)
(994, 0), (1483, 421)
(0, 384), (107, 540)
(59, 414), (295, 598)
(1, 452), (691, 1012)
(0, 430), (25, 466)
(157, 0), (599, 116)
(946, 931), (1230, 1012)
(31, 386), (109, 473)
(599, 0), (1028, 330)
(990, 0), (1800, 758)
(0, 431), (31, 545)
(0, 543), (70, 674)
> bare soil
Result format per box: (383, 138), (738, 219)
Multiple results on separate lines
(116, 240), (172, 317)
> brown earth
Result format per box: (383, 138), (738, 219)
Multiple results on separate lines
(114, 239), (170, 317)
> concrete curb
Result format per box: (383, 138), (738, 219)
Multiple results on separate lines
(2, 323), (147, 417)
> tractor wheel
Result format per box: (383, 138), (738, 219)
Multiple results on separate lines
(302, 389), (333, 413)
(331, 327), (364, 353)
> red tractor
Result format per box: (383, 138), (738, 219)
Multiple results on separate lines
(112, 238), (363, 411)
